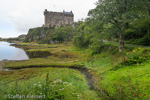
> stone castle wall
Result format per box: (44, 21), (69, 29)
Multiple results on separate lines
(44, 9), (74, 28)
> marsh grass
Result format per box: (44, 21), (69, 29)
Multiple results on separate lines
(0, 67), (99, 100)
(2, 42), (150, 100)
(5, 42), (87, 69)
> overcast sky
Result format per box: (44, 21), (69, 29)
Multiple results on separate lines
(0, 0), (97, 38)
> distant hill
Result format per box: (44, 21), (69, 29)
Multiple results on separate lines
(18, 34), (26, 39)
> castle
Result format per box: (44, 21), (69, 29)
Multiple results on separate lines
(44, 9), (74, 28)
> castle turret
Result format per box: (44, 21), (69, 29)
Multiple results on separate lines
(44, 9), (48, 15)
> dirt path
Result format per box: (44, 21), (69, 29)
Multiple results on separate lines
(103, 40), (150, 48)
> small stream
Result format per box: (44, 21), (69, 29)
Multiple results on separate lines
(75, 68), (95, 90)
(0, 68), (11, 71)
(1, 65), (95, 90)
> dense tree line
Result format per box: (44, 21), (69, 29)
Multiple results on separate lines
(73, 0), (150, 52)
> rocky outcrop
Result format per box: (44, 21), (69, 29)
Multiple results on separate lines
(18, 34), (26, 39)
(24, 25), (73, 44)
(24, 27), (57, 44)
(25, 27), (46, 42)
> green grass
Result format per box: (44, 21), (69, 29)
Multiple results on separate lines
(83, 46), (150, 99)
(2, 42), (150, 99)
(5, 57), (82, 68)
(0, 67), (99, 100)
(97, 61), (150, 99)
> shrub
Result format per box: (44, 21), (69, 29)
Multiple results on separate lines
(73, 34), (85, 48)
(138, 34), (150, 46)
(110, 76), (147, 100)
(124, 48), (148, 65)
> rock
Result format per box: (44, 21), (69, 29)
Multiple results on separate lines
(61, 50), (66, 52)
(2, 59), (8, 62)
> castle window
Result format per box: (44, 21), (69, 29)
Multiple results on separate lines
(63, 21), (65, 25)
(60, 16), (62, 20)
(55, 19), (57, 24)
(68, 18), (70, 24)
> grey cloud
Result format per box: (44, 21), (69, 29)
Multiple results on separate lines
(0, 0), (96, 37)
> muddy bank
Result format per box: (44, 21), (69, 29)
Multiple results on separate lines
(10, 44), (44, 47)
(0, 60), (9, 69)
(26, 51), (51, 58)
(74, 68), (95, 90)
(10, 44), (58, 50)
(10, 44), (45, 50)
(10, 44), (54, 59)
(0, 60), (27, 71)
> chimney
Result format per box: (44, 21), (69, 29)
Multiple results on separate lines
(44, 9), (48, 15)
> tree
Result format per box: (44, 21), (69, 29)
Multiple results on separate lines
(52, 25), (73, 42)
(89, 0), (139, 52)
(137, 0), (150, 17)
(73, 21), (94, 48)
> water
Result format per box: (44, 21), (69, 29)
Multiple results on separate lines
(0, 41), (29, 61)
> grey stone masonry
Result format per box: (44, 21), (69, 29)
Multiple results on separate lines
(44, 9), (74, 28)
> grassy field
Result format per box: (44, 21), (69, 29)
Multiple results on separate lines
(98, 61), (150, 99)
(1, 42), (150, 99)
(0, 67), (99, 100)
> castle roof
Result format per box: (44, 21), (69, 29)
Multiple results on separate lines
(44, 9), (74, 16)
(63, 10), (73, 16)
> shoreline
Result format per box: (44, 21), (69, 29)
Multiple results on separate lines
(0, 59), (28, 70)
